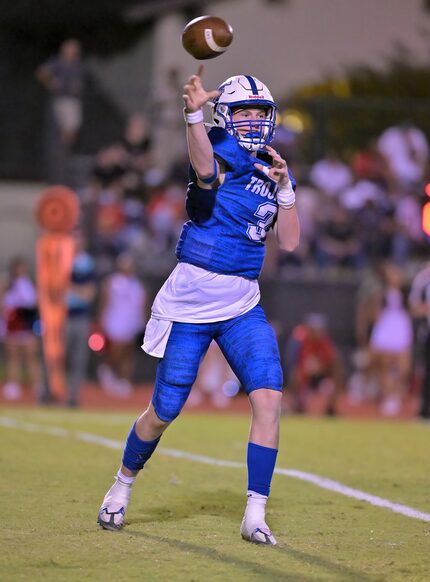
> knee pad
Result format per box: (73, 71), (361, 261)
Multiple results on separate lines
(152, 376), (192, 422)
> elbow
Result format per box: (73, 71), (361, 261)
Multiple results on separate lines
(196, 163), (217, 184)
(279, 238), (300, 252)
(197, 170), (216, 183)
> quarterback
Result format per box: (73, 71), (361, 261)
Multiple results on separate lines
(98, 67), (300, 545)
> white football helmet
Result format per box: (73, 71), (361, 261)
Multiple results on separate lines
(210, 75), (277, 152)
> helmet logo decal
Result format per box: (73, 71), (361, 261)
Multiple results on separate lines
(244, 75), (259, 95)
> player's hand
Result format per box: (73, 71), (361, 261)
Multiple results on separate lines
(182, 65), (220, 113)
(254, 145), (290, 186)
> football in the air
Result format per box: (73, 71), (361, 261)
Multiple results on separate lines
(181, 16), (233, 60)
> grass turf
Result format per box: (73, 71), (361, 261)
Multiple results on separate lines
(1, 408), (429, 581)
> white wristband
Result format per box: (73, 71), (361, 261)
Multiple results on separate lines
(276, 180), (295, 209)
(183, 109), (204, 124)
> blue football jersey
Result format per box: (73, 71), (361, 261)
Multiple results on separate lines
(175, 127), (296, 279)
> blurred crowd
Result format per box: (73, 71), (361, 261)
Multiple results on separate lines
(73, 119), (430, 283)
(33, 40), (430, 281)
(77, 110), (187, 280)
(279, 123), (429, 273)
(1, 40), (430, 419)
(2, 250), (430, 420)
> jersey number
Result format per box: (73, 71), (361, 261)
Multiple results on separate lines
(247, 202), (277, 242)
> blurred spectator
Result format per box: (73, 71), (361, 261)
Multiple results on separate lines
(309, 150), (353, 197)
(377, 123), (429, 188)
(369, 262), (413, 416)
(350, 186), (398, 265)
(92, 143), (127, 188)
(348, 263), (384, 404)
(285, 313), (343, 415)
(98, 253), (146, 396)
(392, 187), (425, 264)
(409, 262), (430, 419)
(188, 341), (240, 409)
(36, 39), (85, 147)
(0, 258), (40, 400)
(65, 233), (97, 407)
(146, 183), (185, 252)
(152, 66), (186, 170)
(340, 178), (383, 212)
(278, 182), (319, 270)
(122, 113), (153, 169)
(354, 263), (384, 345)
(90, 178), (127, 277)
(351, 138), (389, 185)
(315, 200), (363, 268)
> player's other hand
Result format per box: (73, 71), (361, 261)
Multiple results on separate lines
(254, 145), (290, 186)
(183, 65), (220, 113)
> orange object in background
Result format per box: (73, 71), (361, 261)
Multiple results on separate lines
(423, 183), (430, 236)
(422, 202), (430, 236)
(35, 186), (79, 399)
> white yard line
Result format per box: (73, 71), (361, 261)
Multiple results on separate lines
(1, 415), (430, 523)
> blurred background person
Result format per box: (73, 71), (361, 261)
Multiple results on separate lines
(347, 263), (383, 405)
(188, 341), (241, 409)
(36, 38), (85, 146)
(284, 313), (343, 415)
(36, 38), (86, 183)
(98, 253), (146, 396)
(369, 262), (413, 416)
(0, 258), (40, 400)
(409, 261), (430, 420)
(377, 123), (429, 189)
(121, 112), (153, 175)
(309, 150), (353, 198)
(314, 199), (364, 269)
(65, 232), (97, 407)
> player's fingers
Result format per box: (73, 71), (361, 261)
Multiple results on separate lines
(265, 144), (286, 164)
(188, 75), (202, 91)
(265, 144), (277, 156)
(197, 64), (204, 77)
(183, 83), (193, 94)
(272, 168), (288, 182)
(254, 163), (271, 178)
(264, 145), (282, 165)
(273, 154), (287, 169)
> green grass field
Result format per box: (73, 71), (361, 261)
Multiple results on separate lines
(1, 408), (429, 581)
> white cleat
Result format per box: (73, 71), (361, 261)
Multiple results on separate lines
(98, 502), (126, 531)
(97, 478), (132, 531)
(240, 516), (277, 545)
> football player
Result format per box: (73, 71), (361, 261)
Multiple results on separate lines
(98, 67), (300, 545)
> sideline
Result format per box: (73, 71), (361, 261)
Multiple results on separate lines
(1, 415), (429, 523)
